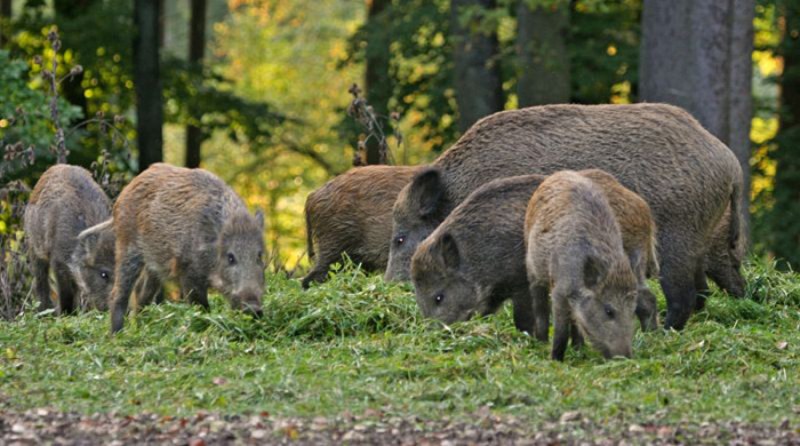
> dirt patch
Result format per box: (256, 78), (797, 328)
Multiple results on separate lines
(0, 408), (797, 445)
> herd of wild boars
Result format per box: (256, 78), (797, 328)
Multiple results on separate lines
(24, 103), (746, 360)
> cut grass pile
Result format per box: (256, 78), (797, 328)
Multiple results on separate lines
(0, 259), (798, 428)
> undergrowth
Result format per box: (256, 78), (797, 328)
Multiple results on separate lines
(0, 259), (798, 429)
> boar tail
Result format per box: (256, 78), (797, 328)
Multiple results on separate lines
(305, 205), (315, 260)
(728, 180), (743, 253)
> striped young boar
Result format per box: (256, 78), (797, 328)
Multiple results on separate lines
(302, 165), (421, 288)
(525, 171), (644, 360)
(387, 103), (743, 330)
(109, 163), (265, 333)
(24, 164), (111, 314)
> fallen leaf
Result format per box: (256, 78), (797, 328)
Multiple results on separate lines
(777, 341), (788, 350)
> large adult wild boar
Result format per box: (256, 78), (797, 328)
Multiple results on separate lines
(109, 163), (265, 333)
(525, 171), (642, 360)
(303, 165), (421, 288)
(387, 103), (743, 330)
(24, 164), (111, 314)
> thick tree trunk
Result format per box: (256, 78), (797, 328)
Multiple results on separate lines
(133, 0), (164, 171)
(451, 0), (504, 133)
(640, 0), (754, 239)
(185, 0), (207, 168)
(516, 0), (570, 106)
(771, 1), (800, 264)
(0, 0), (11, 48)
(364, 0), (392, 165)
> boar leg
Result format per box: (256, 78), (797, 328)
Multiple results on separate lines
(301, 266), (330, 289)
(133, 270), (162, 309)
(180, 273), (210, 309)
(529, 284), (550, 342)
(660, 257), (699, 331)
(511, 288), (535, 335)
(32, 258), (53, 312)
(53, 262), (77, 315)
(635, 286), (659, 331)
(551, 299), (571, 361)
(110, 250), (145, 333)
(570, 324), (584, 348)
(693, 266), (710, 311)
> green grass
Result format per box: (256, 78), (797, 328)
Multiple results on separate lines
(0, 259), (798, 427)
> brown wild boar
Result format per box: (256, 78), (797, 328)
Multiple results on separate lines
(525, 171), (639, 360)
(302, 165), (421, 288)
(387, 103), (743, 330)
(109, 163), (265, 333)
(24, 164), (111, 314)
(411, 175), (546, 333)
(70, 219), (163, 311)
(411, 171), (658, 336)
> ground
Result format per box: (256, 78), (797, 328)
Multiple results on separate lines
(0, 259), (799, 444)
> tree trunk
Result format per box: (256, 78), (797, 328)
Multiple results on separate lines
(640, 0), (754, 240)
(451, 0), (504, 133)
(516, 0), (570, 107)
(54, 0), (97, 123)
(185, 0), (206, 168)
(0, 0), (11, 48)
(364, 0), (392, 165)
(133, 0), (164, 171)
(771, 0), (800, 265)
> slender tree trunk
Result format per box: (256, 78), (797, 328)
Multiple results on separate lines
(364, 0), (392, 165)
(640, 0), (754, 239)
(185, 0), (207, 168)
(516, 0), (570, 106)
(771, 0), (800, 264)
(134, 0), (164, 171)
(0, 0), (11, 48)
(54, 0), (97, 123)
(451, 0), (504, 132)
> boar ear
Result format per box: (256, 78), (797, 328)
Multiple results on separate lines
(409, 168), (444, 219)
(254, 209), (265, 229)
(439, 232), (461, 272)
(72, 220), (110, 264)
(582, 254), (605, 289)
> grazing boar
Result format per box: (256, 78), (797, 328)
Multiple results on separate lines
(411, 170), (658, 336)
(24, 164), (111, 314)
(387, 103), (743, 330)
(524, 171), (639, 360)
(302, 165), (421, 288)
(109, 163), (265, 333)
(70, 219), (163, 311)
(411, 175), (546, 333)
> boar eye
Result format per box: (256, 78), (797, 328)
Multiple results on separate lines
(394, 235), (406, 246)
(227, 253), (237, 266)
(604, 304), (615, 319)
(434, 293), (444, 305)
(99, 270), (110, 281)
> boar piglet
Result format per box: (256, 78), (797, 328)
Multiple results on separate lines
(525, 171), (638, 361)
(70, 219), (162, 311)
(303, 165), (421, 288)
(109, 163), (265, 333)
(411, 175), (546, 334)
(24, 164), (111, 314)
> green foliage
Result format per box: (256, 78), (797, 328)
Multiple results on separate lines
(0, 260), (798, 425)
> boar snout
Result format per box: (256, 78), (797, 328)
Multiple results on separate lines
(233, 290), (263, 316)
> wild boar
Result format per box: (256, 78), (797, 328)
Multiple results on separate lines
(525, 171), (638, 360)
(70, 219), (162, 311)
(302, 165), (421, 288)
(109, 163), (265, 333)
(387, 103), (743, 330)
(411, 170), (659, 337)
(24, 164), (111, 314)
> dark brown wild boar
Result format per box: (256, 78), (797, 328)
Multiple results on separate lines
(24, 164), (111, 314)
(71, 219), (163, 311)
(411, 170), (659, 336)
(411, 175), (545, 333)
(302, 165), (421, 288)
(525, 171), (638, 360)
(387, 103), (743, 330)
(109, 163), (265, 333)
